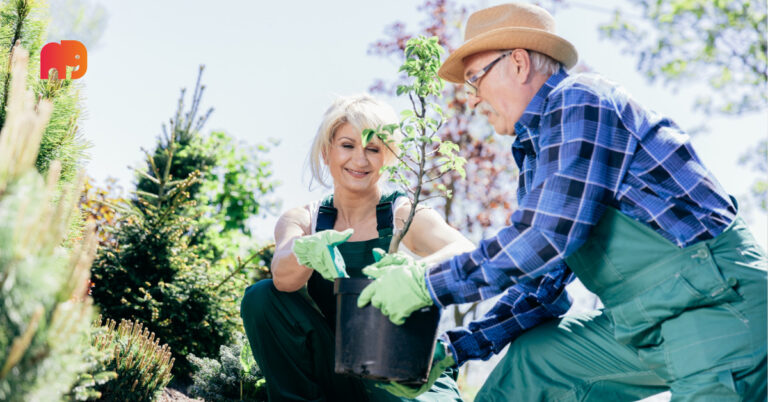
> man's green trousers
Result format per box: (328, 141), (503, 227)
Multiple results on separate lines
(477, 208), (767, 401)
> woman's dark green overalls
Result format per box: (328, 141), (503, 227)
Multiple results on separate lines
(241, 192), (463, 401)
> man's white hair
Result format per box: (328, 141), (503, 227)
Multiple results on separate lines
(501, 49), (562, 76)
(528, 50), (562, 76)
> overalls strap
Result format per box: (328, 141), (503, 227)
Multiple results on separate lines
(375, 190), (405, 237)
(315, 191), (405, 235)
(316, 195), (337, 232)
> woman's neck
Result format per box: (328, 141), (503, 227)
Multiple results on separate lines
(332, 186), (382, 228)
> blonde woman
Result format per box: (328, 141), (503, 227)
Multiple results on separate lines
(241, 95), (473, 401)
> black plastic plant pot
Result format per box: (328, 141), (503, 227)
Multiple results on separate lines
(333, 277), (441, 384)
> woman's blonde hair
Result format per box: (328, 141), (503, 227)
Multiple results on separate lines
(308, 94), (400, 188)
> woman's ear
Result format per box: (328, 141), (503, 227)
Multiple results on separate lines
(321, 148), (328, 165)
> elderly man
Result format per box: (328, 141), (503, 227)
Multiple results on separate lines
(358, 3), (767, 401)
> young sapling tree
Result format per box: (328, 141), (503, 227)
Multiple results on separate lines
(362, 35), (466, 254)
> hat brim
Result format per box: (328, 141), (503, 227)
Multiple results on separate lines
(438, 27), (578, 83)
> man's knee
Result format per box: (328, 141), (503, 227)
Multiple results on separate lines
(505, 319), (562, 371)
(476, 321), (561, 401)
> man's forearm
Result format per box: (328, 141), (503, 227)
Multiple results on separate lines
(440, 263), (573, 365)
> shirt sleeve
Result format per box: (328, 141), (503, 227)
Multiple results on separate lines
(426, 88), (633, 307)
(440, 263), (573, 365)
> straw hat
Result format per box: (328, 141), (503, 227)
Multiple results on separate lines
(438, 3), (578, 83)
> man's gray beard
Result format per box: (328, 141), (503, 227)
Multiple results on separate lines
(475, 101), (497, 117)
(475, 102), (516, 136)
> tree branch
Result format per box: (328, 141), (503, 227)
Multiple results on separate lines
(213, 243), (274, 290)
(380, 139), (419, 176)
(425, 168), (452, 183)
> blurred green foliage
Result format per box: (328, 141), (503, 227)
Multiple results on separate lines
(0, 41), (96, 401)
(0, 0), (92, 187)
(600, 0), (766, 115)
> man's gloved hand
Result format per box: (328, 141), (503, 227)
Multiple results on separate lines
(378, 339), (456, 398)
(371, 247), (411, 265)
(292, 229), (353, 281)
(357, 248), (433, 325)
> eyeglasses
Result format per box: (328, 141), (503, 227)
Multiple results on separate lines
(464, 51), (513, 96)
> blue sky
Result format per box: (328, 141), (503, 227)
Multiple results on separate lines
(75, 0), (767, 246)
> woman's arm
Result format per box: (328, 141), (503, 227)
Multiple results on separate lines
(398, 205), (476, 266)
(271, 206), (313, 292)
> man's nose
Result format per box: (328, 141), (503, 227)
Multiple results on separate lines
(467, 92), (482, 109)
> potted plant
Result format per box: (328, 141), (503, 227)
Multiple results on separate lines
(334, 36), (466, 383)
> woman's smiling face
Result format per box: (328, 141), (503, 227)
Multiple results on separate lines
(325, 122), (385, 193)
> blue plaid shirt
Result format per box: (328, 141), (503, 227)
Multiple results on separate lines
(431, 69), (737, 365)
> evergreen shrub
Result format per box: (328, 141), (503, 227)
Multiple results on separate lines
(78, 317), (174, 401)
(188, 332), (266, 402)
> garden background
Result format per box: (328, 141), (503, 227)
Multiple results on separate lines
(1, 0), (765, 400)
(81, 0), (766, 245)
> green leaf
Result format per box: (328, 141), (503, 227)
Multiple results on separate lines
(383, 123), (398, 134)
(438, 141), (460, 155)
(240, 341), (254, 375)
(361, 128), (375, 146)
(455, 166), (466, 179)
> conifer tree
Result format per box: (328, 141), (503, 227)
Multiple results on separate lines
(0, 0), (90, 186)
(0, 43), (97, 402)
(91, 68), (278, 379)
(136, 66), (278, 267)
(90, 125), (238, 379)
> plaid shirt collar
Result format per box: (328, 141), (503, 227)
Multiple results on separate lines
(511, 68), (570, 168)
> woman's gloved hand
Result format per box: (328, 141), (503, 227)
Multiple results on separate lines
(292, 229), (353, 281)
(378, 339), (456, 398)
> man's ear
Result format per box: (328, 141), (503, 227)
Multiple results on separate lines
(510, 49), (532, 84)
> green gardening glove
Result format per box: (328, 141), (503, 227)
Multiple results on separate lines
(378, 339), (456, 398)
(292, 229), (353, 281)
(371, 247), (411, 265)
(357, 249), (433, 325)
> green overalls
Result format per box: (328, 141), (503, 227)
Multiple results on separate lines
(476, 207), (767, 401)
(241, 192), (463, 402)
